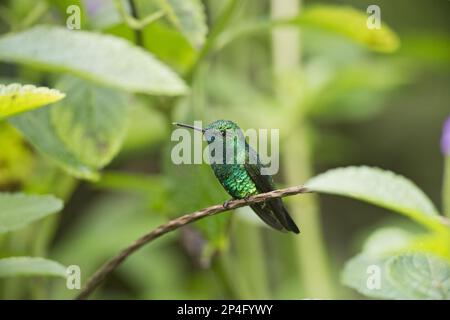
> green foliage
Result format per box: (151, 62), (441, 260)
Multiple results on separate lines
(306, 166), (441, 230)
(0, 123), (34, 186)
(0, 192), (63, 233)
(10, 106), (99, 180)
(51, 77), (129, 168)
(342, 227), (450, 300)
(290, 5), (400, 53)
(0, 83), (65, 119)
(307, 167), (450, 298)
(0, 0), (447, 301)
(157, 0), (207, 49)
(0, 257), (66, 278)
(10, 77), (129, 180)
(0, 25), (187, 95)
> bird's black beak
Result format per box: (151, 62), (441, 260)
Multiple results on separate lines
(172, 122), (205, 133)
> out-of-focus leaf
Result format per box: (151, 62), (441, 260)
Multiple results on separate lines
(387, 253), (450, 299)
(50, 77), (129, 168)
(342, 227), (450, 299)
(157, 0), (207, 48)
(288, 5), (400, 53)
(0, 83), (65, 119)
(106, 22), (196, 73)
(342, 252), (450, 299)
(143, 23), (197, 72)
(0, 192), (63, 233)
(216, 5), (400, 54)
(11, 77), (129, 180)
(0, 25), (187, 95)
(10, 107), (99, 181)
(306, 166), (441, 230)
(361, 227), (417, 256)
(0, 123), (34, 187)
(0, 257), (66, 278)
(341, 253), (403, 299)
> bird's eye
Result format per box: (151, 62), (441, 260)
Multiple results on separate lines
(210, 136), (215, 142)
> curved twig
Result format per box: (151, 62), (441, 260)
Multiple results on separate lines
(75, 185), (310, 300)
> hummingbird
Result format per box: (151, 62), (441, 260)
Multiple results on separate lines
(174, 120), (300, 234)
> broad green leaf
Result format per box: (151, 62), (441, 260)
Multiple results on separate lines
(342, 252), (450, 299)
(0, 192), (63, 233)
(0, 257), (66, 278)
(306, 166), (441, 229)
(362, 227), (417, 257)
(288, 5), (400, 53)
(0, 25), (187, 95)
(387, 253), (450, 299)
(342, 253), (407, 299)
(0, 83), (65, 119)
(50, 77), (129, 168)
(158, 0), (207, 48)
(10, 107), (99, 180)
(11, 77), (130, 180)
(216, 5), (400, 54)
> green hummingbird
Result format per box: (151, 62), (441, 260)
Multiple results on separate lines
(174, 120), (300, 234)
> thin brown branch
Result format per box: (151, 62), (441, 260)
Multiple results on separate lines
(75, 185), (310, 300)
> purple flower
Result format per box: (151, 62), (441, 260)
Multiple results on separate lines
(442, 116), (450, 156)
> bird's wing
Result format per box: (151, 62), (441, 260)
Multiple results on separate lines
(244, 145), (299, 233)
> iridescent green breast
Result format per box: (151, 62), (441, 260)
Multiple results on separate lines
(211, 163), (258, 199)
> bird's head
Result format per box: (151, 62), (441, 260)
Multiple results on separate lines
(174, 120), (243, 145)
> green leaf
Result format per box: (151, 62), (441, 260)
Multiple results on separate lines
(158, 0), (207, 48)
(0, 83), (65, 119)
(0, 193), (63, 233)
(387, 253), (450, 299)
(342, 252), (450, 299)
(10, 107), (99, 180)
(0, 25), (188, 95)
(0, 257), (66, 278)
(10, 77), (130, 180)
(0, 123), (34, 187)
(216, 5), (400, 54)
(305, 166), (441, 229)
(50, 77), (129, 168)
(288, 5), (400, 53)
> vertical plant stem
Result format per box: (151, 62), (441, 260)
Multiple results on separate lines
(270, 0), (334, 298)
(128, 0), (143, 46)
(444, 157), (450, 218)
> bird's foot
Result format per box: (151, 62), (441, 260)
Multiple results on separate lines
(223, 199), (234, 209)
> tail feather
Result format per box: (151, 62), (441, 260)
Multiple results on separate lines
(249, 200), (300, 234)
(250, 203), (285, 232)
(267, 198), (300, 234)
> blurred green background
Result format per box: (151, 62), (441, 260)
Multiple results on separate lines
(0, 0), (449, 299)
